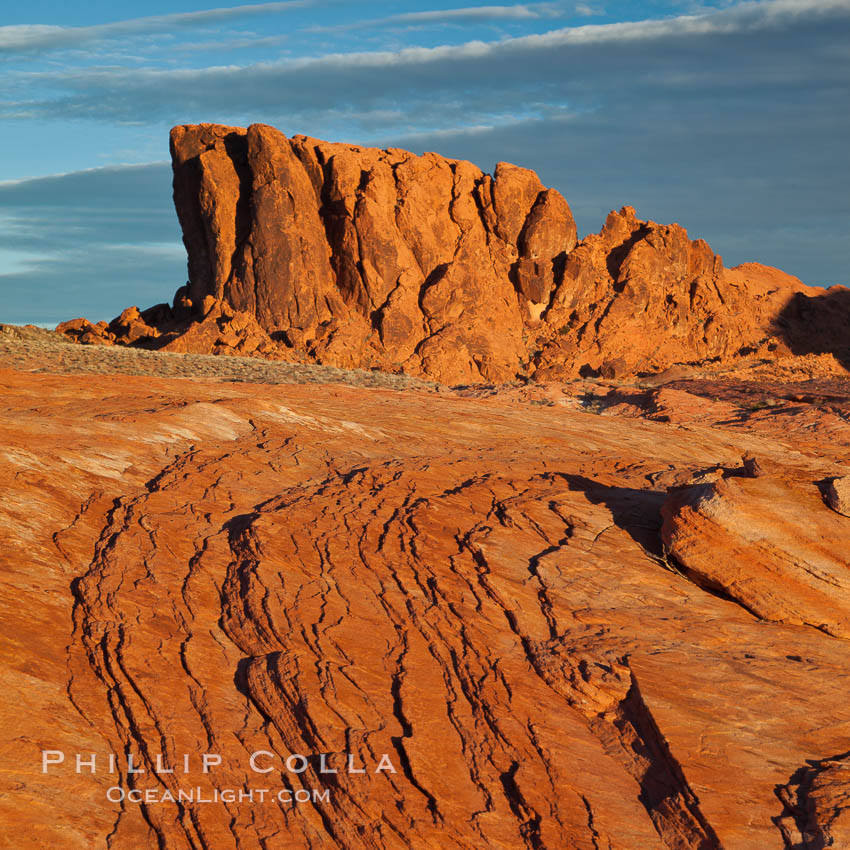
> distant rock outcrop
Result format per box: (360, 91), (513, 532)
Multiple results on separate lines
(58, 123), (850, 382)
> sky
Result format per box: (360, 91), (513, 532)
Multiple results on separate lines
(1, 0), (848, 325)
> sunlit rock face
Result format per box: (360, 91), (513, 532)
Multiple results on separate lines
(58, 124), (850, 383)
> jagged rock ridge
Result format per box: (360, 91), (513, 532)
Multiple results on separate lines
(58, 123), (850, 382)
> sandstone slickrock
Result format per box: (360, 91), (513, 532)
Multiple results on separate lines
(58, 123), (850, 382)
(662, 468), (850, 637)
(2, 364), (850, 849)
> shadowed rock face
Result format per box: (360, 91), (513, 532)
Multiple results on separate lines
(773, 287), (850, 370)
(58, 123), (848, 382)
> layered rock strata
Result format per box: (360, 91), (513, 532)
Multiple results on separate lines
(2, 366), (850, 849)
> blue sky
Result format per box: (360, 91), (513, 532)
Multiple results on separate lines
(1, 0), (848, 324)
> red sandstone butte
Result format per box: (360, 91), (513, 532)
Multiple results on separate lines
(57, 124), (850, 382)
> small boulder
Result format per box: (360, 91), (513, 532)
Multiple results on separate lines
(825, 476), (850, 517)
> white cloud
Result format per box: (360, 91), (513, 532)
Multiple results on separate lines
(5, 0), (845, 132)
(6, 0), (845, 60)
(0, 161), (169, 190)
(307, 3), (566, 33)
(19, 0), (845, 79)
(0, 1), (315, 54)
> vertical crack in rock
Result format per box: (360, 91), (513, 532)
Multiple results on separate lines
(388, 637), (442, 823)
(609, 676), (722, 849)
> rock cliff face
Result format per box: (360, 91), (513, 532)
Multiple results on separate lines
(58, 123), (849, 382)
(167, 123), (577, 383)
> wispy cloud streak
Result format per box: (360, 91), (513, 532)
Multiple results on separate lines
(4, 0), (846, 130)
(0, 0), (315, 54)
(307, 3), (567, 33)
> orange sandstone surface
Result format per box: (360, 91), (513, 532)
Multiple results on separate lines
(1, 364), (850, 849)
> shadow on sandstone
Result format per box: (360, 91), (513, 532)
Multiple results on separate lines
(773, 287), (850, 372)
(773, 749), (850, 850)
(562, 475), (667, 556)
